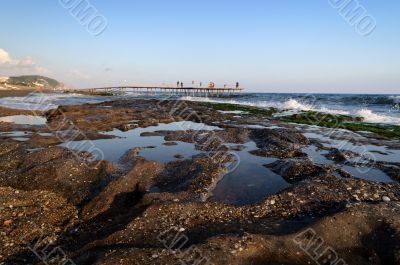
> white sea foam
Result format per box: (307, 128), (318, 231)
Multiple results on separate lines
(0, 92), (97, 111)
(181, 96), (351, 116)
(357, 108), (400, 125)
(390, 96), (400, 104)
(181, 96), (400, 125)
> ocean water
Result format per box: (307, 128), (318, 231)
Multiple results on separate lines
(181, 93), (400, 125)
(0, 92), (399, 125)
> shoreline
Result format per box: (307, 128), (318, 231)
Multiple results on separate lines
(0, 98), (399, 264)
(0, 89), (399, 138)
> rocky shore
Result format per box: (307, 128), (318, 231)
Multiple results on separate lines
(0, 98), (399, 265)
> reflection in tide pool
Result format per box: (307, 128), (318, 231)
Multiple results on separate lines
(62, 121), (220, 163)
(342, 165), (393, 183)
(211, 142), (291, 206)
(0, 115), (47, 125)
(62, 121), (292, 205)
(60, 120), (396, 206)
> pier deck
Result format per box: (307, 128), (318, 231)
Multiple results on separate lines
(73, 86), (243, 97)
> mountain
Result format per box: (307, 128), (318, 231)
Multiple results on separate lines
(0, 75), (64, 89)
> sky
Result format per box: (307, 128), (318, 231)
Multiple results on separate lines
(0, 0), (399, 93)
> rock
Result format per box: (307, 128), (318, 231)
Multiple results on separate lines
(141, 132), (163, 137)
(266, 158), (329, 183)
(229, 145), (247, 151)
(382, 196), (391, 202)
(163, 142), (178, 146)
(3, 220), (12, 226)
(249, 128), (310, 158)
(325, 148), (358, 163)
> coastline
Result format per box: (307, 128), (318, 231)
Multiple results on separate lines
(0, 98), (399, 264)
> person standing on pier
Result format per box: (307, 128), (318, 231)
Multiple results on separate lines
(180, 82), (183, 88)
(177, 81), (180, 88)
(236, 82), (240, 89)
(199, 82), (202, 88)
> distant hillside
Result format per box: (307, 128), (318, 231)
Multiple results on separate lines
(1, 75), (64, 89)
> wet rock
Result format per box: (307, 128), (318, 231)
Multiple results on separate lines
(0, 141), (116, 206)
(335, 168), (353, 178)
(82, 156), (165, 220)
(249, 128), (309, 158)
(117, 123), (138, 132)
(266, 158), (329, 183)
(229, 145), (247, 151)
(28, 134), (63, 145)
(75, 177), (400, 265)
(250, 148), (306, 158)
(1, 100), (400, 264)
(0, 106), (43, 117)
(325, 148), (359, 163)
(140, 131), (163, 137)
(163, 141), (178, 146)
(376, 162), (400, 182)
(214, 127), (250, 144)
(174, 154), (184, 159)
(0, 187), (78, 262)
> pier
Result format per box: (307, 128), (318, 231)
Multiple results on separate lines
(74, 85), (244, 97)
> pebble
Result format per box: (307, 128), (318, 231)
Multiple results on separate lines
(3, 220), (12, 226)
(178, 228), (186, 232)
(382, 196), (391, 202)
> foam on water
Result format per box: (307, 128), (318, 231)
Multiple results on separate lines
(0, 92), (110, 111)
(181, 96), (399, 125)
(181, 96), (347, 114)
(357, 108), (400, 125)
(1, 92), (399, 125)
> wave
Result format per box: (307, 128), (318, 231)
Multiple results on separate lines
(357, 109), (400, 125)
(1, 92), (398, 126)
(180, 96), (351, 116)
(0, 92), (107, 111)
(0, 94), (58, 111)
(181, 96), (400, 125)
(336, 95), (400, 105)
(390, 96), (400, 104)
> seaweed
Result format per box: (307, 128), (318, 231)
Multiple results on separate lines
(280, 111), (400, 138)
(203, 102), (278, 117)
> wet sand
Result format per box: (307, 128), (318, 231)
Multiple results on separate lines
(0, 99), (399, 265)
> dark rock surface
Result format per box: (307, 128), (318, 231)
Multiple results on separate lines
(249, 128), (309, 158)
(0, 99), (399, 265)
(266, 157), (330, 183)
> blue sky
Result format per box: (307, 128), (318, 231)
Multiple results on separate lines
(0, 0), (399, 93)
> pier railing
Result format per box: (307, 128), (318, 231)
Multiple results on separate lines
(70, 85), (243, 97)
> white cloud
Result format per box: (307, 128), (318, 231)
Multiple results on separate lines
(0, 48), (49, 76)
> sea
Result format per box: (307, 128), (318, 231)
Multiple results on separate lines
(0, 92), (399, 125)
